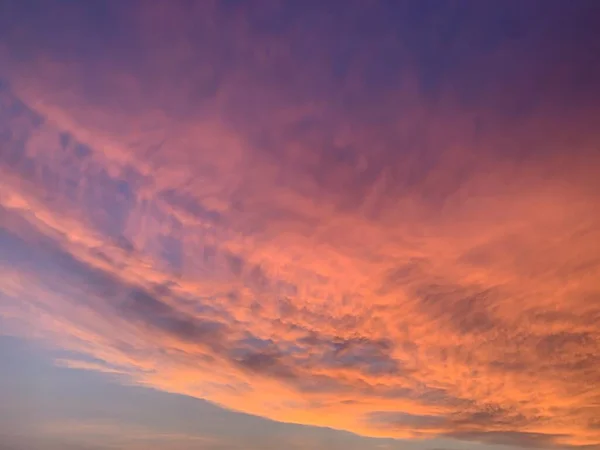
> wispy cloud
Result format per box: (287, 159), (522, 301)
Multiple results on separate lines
(1, 1), (599, 448)
(38, 420), (220, 450)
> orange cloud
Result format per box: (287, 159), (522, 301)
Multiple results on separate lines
(1, 1), (599, 448)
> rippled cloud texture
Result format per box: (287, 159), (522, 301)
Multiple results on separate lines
(1, 0), (600, 448)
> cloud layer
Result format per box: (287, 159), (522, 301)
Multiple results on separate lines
(1, 1), (600, 448)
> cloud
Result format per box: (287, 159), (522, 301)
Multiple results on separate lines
(37, 419), (221, 450)
(442, 431), (570, 449)
(1, 0), (600, 448)
(368, 412), (446, 431)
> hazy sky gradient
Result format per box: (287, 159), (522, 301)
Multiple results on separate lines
(1, 1), (599, 449)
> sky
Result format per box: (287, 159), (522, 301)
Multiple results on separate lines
(0, 1), (599, 449)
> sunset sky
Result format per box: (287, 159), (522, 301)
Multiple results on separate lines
(1, 1), (599, 449)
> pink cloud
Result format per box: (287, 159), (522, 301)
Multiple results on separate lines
(1, 2), (599, 448)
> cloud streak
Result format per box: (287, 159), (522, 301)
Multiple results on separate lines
(1, 1), (600, 448)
